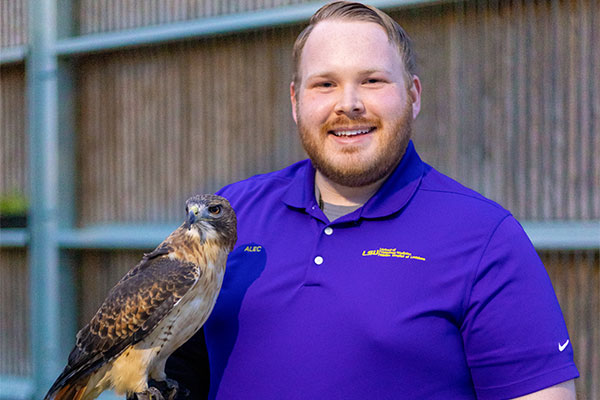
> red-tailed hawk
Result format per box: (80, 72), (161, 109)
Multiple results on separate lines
(44, 194), (237, 400)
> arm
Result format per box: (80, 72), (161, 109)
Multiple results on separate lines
(462, 216), (579, 399)
(512, 379), (576, 399)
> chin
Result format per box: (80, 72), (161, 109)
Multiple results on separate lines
(317, 156), (400, 187)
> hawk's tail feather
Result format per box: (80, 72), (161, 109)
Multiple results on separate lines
(44, 377), (89, 400)
(43, 349), (111, 400)
(58, 383), (87, 400)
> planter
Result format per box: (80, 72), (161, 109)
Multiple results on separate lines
(0, 215), (27, 228)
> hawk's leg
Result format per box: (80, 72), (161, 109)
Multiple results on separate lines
(148, 378), (189, 400)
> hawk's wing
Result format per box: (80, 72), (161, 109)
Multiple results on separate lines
(46, 244), (200, 395)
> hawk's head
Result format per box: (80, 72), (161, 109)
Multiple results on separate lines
(184, 194), (237, 249)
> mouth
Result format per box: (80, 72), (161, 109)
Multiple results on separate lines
(328, 126), (376, 137)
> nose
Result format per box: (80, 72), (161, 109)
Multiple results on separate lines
(334, 85), (365, 116)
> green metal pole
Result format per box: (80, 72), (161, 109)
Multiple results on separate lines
(27, 0), (62, 397)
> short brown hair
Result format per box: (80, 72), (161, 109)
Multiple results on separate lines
(292, 1), (416, 87)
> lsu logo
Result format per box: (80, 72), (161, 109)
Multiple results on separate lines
(362, 248), (425, 261)
(244, 245), (262, 253)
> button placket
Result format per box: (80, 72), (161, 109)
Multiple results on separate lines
(314, 226), (334, 266)
(313, 226), (335, 267)
(304, 223), (336, 286)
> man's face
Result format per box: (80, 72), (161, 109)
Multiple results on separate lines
(291, 20), (421, 187)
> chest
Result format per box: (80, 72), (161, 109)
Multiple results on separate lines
(216, 214), (483, 350)
(207, 217), (480, 398)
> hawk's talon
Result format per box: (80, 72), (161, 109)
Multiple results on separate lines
(148, 378), (188, 400)
(131, 387), (165, 400)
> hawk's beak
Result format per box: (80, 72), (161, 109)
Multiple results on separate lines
(185, 205), (199, 230)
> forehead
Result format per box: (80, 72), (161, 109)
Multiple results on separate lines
(299, 20), (403, 78)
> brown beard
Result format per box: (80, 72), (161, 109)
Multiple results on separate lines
(297, 100), (413, 187)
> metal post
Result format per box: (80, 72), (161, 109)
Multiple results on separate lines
(26, 0), (62, 397)
(56, 0), (79, 366)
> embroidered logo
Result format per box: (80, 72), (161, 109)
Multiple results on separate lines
(361, 248), (426, 261)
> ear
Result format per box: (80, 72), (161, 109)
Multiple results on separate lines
(290, 81), (298, 124)
(409, 75), (422, 120)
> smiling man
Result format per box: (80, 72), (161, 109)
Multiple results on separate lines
(166, 2), (579, 399)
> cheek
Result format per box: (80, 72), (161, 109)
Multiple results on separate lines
(299, 93), (335, 122)
(363, 92), (405, 118)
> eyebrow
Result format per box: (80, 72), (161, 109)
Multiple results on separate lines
(304, 72), (335, 82)
(305, 68), (392, 82)
(359, 68), (393, 76)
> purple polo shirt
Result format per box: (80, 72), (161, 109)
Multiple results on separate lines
(206, 141), (578, 399)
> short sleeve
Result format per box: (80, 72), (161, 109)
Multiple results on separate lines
(461, 215), (579, 399)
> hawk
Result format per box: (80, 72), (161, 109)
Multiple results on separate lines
(44, 194), (237, 400)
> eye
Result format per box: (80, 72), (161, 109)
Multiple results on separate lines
(208, 205), (222, 215)
(313, 81), (335, 89)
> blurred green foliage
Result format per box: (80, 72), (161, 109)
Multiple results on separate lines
(0, 191), (28, 216)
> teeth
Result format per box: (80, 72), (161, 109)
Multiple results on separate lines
(333, 128), (371, 137)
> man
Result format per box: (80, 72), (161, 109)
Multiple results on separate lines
(167, 2), (579, 399)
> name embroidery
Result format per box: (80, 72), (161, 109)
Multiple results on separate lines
(362, 248), (426, 261)
(243, 245), (263, 253)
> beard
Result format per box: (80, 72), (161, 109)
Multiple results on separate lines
(297, 100), (413, 188)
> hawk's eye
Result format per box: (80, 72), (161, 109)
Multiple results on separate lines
(208, 205), (222, 215)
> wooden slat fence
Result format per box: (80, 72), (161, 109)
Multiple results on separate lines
(0, 65), (27, 197)
(542, 250), (600, 399)
(0, 0), (27, 47)
(0, 249), (31, 377)
(77, 29), (302, 224)
(403, 0), (600, 220)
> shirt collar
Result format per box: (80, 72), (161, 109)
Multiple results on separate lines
(358, 140), (425, 219)
(281, 158), (324, 220)
(282, 140), (425, 221)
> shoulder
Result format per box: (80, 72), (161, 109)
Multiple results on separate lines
(419, 166), (506, 211)
(216, 159), (309, 209)
(416, 164), (511, 225)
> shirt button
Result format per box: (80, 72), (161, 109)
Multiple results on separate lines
(314, 256), (324, 265)
(324, 227), (333, 235)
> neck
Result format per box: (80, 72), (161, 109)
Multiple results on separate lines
(315, 171), (389, 207)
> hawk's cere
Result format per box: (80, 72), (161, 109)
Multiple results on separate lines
(44, 194), (237, 400)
